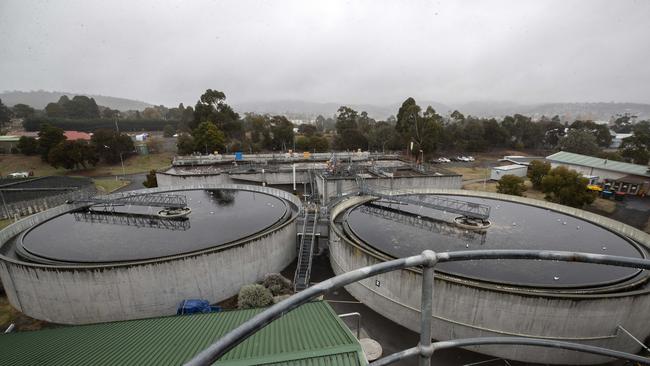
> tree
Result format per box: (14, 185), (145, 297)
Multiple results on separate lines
(620, 121), (650, 164)
(450, 110), (465, 122)
(191, 89), (240, 134)
(146, 137), (163, 153)
(395, 99), (442, 154)
(17, 136), (38, 155)
(91, 129), (135, 163)
(527, 160), (551, 189)
(0, 98), (13, 125)
(297, 123), (317, 136)
(569, 120), (612, 148)
(37, 123), (66, 162)
(163, 124), (175, 138)
(176, 134), (195, 155)
(12, 103), (35, 119)
(558, 129), (601, 156)
(335, 106), (367, 150)
(192, 121), (225, 154)
(47, 140), (98, 170)
(238, 284), (273, 309)
(269, 116), (294, 151)
(142, 170), (158, 188)
(541, 166), (595, 208)
(497, 175), (527, 196)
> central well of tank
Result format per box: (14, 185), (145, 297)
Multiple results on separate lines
(345, 194), (645, 288)
(20, 189), (289, 263)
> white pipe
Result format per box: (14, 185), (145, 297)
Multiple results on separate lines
(292, 164), (296, 191)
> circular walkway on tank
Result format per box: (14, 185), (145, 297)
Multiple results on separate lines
(343, 194), (648, 290)
(18, 189), (292, 264)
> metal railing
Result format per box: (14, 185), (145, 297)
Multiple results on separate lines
(184, 249), (650, 366)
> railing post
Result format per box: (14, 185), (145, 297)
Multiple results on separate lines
(419, 250), (437, 366)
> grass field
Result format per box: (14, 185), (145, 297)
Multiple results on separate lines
(446, 166), (490, 181)
(0, 152), (173, 178)
(93, 178), (131, 193)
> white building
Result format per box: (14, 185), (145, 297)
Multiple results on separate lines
(490, 164), (528, 181)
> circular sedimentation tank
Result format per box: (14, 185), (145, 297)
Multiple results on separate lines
(0, 185), (300, 324)
(329, 189), (650, 364)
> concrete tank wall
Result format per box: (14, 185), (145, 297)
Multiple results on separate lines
(328, 190), (650, 364)
(229, 171), (310, 185)
(156, 172), (233, 188)
(316, 174), (462, 203)
(0, 184), (300, 325)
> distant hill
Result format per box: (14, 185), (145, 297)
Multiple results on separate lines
(0, 90), (153, 111)
(233, 100), (452, 120)
(452, 101), (650, 121)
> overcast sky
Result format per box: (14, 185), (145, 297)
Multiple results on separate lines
(1, 0), (649, 107)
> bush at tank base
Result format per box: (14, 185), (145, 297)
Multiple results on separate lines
(238, 284), (274, 309)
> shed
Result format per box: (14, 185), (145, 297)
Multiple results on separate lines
(0, 135), (20, 153)
(490, 164), (528, 181)
(0, 301), (365, 366)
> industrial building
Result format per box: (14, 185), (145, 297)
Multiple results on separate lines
(0, 301), (365, 366)
(546, 151), (650, 194)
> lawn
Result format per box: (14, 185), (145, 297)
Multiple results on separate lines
(0, 152), (173, 178)
(93, 178), (131, 194)
(447, 166), (490, 181)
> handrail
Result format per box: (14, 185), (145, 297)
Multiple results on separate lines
(303, 209), (319, 287)
(293, 210), (310, 288)
(183, 249), (650, 366)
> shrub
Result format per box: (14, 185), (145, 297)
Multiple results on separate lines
(261, 273), (292, 295)
(238, 284), (273, 309)
(497, 174), (527, 196)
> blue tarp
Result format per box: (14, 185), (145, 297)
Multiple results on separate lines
(177, 299), (221, 315)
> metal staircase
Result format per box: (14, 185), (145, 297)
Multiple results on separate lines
(294, 208), (319, 291)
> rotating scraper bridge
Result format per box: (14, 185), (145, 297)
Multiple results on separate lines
(72, 192), (191, 231)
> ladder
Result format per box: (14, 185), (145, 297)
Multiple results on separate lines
(294, 208), (319, 291)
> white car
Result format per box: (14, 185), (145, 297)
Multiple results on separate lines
(9, 172), (29, 178)
(456, 156), (470, 162)
(466, 156), (475, 162)
(436, 157), (451, 163)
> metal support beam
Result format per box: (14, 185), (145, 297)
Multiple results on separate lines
(419, 251), (436, 366)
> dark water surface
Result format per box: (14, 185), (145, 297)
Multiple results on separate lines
(21, 190), (289, 263)
(347, 195), (643, 288)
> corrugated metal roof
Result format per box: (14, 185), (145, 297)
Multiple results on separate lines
(0, 135), (20, 142)
(0, 301), (364, 366)
(546, 151), (650, 178)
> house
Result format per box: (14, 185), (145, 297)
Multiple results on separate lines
(64, 131), (92, 141)
(610, 133), (633, 149)
(546, 151), (650, 195)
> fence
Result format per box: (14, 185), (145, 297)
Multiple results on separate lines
(0, 186), (96, 220)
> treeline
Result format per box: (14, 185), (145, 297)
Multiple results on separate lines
(23, 117), (178, 132)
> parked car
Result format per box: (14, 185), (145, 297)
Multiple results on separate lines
(8, 172), (29, 178)
(456, 156), (470, 162)
(466, 156), (475, 162)
(436, 157), (451, 163)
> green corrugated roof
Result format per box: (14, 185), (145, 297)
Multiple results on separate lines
(546, 151), (650, 178)
(0, 135), (19, 142)
(0, 301), (365, 366)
